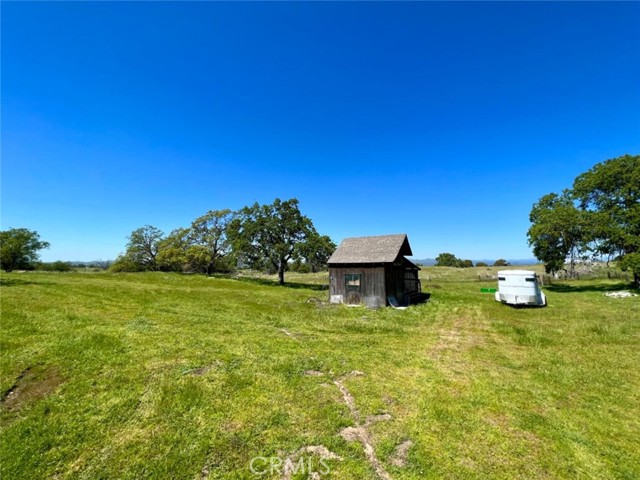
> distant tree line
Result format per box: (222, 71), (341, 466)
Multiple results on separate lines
(0, 228), (114, 272)
(110, 198), (336, 284)
(527, 154), (639, 285)
(33, 261), (113, 272)
(434, 253), (509, 268)
(35, 260), (73, 272)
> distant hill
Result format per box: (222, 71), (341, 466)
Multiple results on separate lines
(68, 260), (114, 268)
(412, 258), (539, 266)
(413, 258), (437, 266)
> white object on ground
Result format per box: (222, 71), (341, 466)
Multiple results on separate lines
(604, 291), (638, 298)
(494, 270), (547, 306)
(387, 296), (408, 310)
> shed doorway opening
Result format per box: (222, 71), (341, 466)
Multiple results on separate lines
(345, 274), (362, 305)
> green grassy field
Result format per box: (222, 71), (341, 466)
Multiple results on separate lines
(1, 269), (639, 479)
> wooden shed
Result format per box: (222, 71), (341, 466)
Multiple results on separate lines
(327, 234), (427, 308)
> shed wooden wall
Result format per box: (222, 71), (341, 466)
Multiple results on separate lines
(329, 263), (421, 307)
(329, 265), (386, 307)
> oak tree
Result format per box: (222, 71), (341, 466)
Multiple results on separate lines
(229, 198), (314, 284)
(0, 228), (50, 272)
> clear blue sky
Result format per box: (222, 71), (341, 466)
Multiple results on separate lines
(2, 2), (639, 262)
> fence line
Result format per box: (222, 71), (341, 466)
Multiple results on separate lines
(419, 271), (631, 284)
(540, 271), (630, 284)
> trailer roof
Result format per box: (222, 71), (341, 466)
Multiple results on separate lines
(497, 270), (536, 276)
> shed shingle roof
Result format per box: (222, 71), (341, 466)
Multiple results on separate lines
(327, 234), (413, 264)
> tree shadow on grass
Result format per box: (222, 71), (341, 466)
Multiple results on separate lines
(0, 277), (44, 287)
(545, 282), (639, 294)
(227, 275), (329, 292)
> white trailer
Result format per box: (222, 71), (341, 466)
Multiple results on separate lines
(494, 270), (546, 307)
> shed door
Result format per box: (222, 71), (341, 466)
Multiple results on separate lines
(345, 274), (362, 305)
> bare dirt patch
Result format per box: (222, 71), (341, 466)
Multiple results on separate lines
(389, 440), (413, 467)
(303, 370), (412, 478)
(339, 426), (362, 442)
(333, 371), (394, 480)
(382, 395), (396, 405)
(305, 297), (324, 304)
(365, 413), (393, 426)
(334, 377), (361, 423)
(282, 445), (342, 480)
(1, 365), (64, 412)
(191, 366), (211, 376)
(304, 370), (324, 377)
(279, 328), (302, 341)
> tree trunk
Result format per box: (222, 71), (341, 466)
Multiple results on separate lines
(634, 272), (639, 288)
(278, 264), (285, 285)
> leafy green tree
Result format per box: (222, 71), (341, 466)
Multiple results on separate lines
(157, 228), (191, 272)
(156, 211), (237, 275)
(187, 209), (235, 275)
(295, 233), (336, 273)
(619, 253), (640, 285)
(229, 198), (314, 284)
(110, 254), (145, 272)
(493, 259), (510, 267)
(36, 261), (72, 272)
(0, 228), (50, 272)
(114, 225), (164, 271)
(527, 154), (639, 285)
(289, 258), (311, 273)
(435, 253), (460, 267)
(460, 259), (473, 268)
(476, 262), (488, 267)
(572, 154), (640, 285)
(527, 191), (585, 275)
